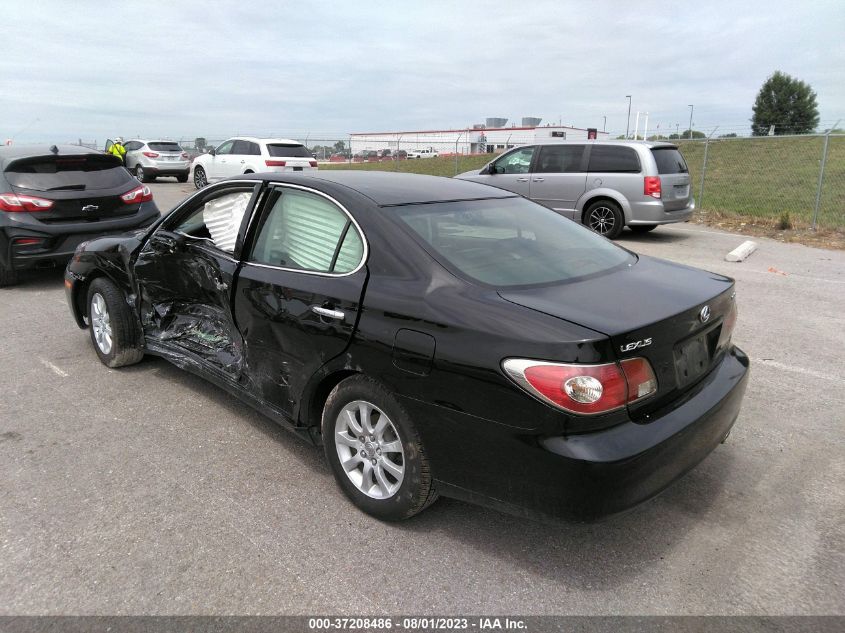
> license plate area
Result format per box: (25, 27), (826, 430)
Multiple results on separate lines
(293, 166), (303, 172)
(674, 332), (712, 389)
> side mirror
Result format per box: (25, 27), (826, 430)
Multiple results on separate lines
(207, 147), (216, 156)
(149, 231), (185, 254)
(485, 164), (498, 175)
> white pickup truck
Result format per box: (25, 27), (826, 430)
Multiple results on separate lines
(407, 148), (439, 159)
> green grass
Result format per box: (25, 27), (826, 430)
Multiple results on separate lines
(324, 138), (845, 229)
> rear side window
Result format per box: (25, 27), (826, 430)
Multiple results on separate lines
(535, 145), (585, 173)
(5, 155), (133, 192)
(147, 142), (182, 152)
(587, 146), (640, 173)
(267, 144), (311, 158)
(651, 148), (689, 174)
(394, 198), (632, 287)
(250, 189), (364, 273)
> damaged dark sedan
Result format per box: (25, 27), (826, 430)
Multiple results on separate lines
(65, 172), (749, 522)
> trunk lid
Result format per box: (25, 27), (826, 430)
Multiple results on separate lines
(651, 146), (691, 211)
(499, 255), (736, 416)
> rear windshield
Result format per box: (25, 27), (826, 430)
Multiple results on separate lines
(267, 144), (311, 158)
(393, 198), (633, 287)
(4, 155), (133, 192)
(148, 142), (182, 152)
(651, 147), (689, 174)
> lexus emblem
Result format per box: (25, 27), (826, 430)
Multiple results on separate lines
(699, 305), (711, 323)
(82, 204), (99, 213)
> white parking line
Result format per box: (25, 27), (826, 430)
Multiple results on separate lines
(39, 359), (69, 378)
(755, 359), (843, 383)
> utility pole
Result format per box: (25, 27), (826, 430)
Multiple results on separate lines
(625, 96), (632, 139)
(688, 105), (694, 139)
(602, 115), (606, 132)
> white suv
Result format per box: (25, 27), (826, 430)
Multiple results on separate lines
(192, 137), (317, 188)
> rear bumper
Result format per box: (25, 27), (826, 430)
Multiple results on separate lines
(143, 164), (190, 177)
(0, 202), (159, 271)
(403, 345), (749, 522)
(627, 198), (695, 225)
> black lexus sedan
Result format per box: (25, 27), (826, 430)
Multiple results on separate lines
(64, 171), (749, 522)
(0, 145), (159, 286)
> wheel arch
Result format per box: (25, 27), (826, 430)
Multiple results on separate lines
(298, 368), (362, 440)
(576, 190), (632, 224)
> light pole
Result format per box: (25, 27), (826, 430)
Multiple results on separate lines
(602, 115), (606, 132)
(625, 96), (632, 139)
(688, 104), (694, 139)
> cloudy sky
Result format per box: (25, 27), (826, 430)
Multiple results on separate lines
(2, 0), (843, 143)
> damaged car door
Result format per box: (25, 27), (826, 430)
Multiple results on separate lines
(235, 184), (367, 417)
(134, 183), (258, 377)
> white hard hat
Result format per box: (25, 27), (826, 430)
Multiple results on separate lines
(115, 137), (123, 143)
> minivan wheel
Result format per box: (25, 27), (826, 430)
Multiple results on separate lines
(322, 375), (438, 520)
(629, 225), (657, 234)
(193, 166), (207, 189)
(584, 200), (624, 239)
(86, 278), (144, 368)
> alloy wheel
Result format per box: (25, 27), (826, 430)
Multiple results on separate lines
(588, 206), (616, 235)
(135, 166), (144, 182)
(194, 167), (207, 188)
(334, 400), (405, 499)
(90, 292), (113, 355)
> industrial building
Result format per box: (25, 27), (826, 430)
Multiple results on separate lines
(349, 117), (610, 156)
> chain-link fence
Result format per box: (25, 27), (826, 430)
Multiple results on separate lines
(675, 133), (843, 230)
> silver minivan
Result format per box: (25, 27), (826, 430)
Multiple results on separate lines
(456, 140), (694, 239)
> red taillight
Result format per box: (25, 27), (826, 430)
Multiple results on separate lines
(309, 160), (318, 167)
(503, 358), (657, 415)
(0, 192), (54, 212)
(644, 176), (662, 199)
(14, 237), (44, 245)
(120, 185), (153, 204)
(718, 297), (738, 348)
(142, 151), (159, 158)
(265, 160), (286, 167)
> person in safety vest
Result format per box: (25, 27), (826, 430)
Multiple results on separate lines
(107, 137), (126, 162)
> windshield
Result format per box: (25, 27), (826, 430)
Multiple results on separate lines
(393, 198), (633, 287)
(267, 144), (311, 158)
(4, 155), (133, 191)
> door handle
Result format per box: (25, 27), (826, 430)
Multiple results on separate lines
(240, 160), (245, 164)
(517, 177), (529, 182)
(532, 178), (545, 182)
(312, 306), (345, 320)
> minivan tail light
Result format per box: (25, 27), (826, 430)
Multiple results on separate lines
(120, 185), (153, 204)
(142, 151), (160, 158)
(265, 160), (286, 167)
(502, 358), (657, 415)
(0, 192), (54, 212)
(644, 176), (662, 198)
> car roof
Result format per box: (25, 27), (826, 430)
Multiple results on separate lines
(0, 144), (104, 170)
(131, 139), (182, 145)
(528, 139), (678, 149)
(237, 171), (517, 206)
(227, 136), (303, 145)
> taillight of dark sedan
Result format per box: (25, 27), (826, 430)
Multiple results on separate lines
(64, 171), (748, 522)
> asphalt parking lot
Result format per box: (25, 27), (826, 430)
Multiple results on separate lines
(1, 179), (843, 615)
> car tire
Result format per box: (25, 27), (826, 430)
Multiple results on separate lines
(193, 166), (207, 189)
(177, 172), (189, 183)
(0, 261), (18, 287)
(583, 200), (624, 239)
(86, 277), (144, 368)
(629, 225), (657, 234)
(322, 375), (438, 520)
(135, 165), (152, 183)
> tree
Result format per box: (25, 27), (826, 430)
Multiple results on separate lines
(333, 140), (346, 152)
(719, 133), (738, 138)
(751, 71), (819, 135)
(680, 129), (705, 139)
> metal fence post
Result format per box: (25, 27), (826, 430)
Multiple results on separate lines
(812, 131), (833, 231)
(698, 127), (719, 211)
(454, 130), (464, 176)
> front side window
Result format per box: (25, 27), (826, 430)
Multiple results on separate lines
(492, 147), (534, 174)
(250, 189), (364, 274)
(587, 145), (641, 173)
(535, 145), (585, 173)
(393, 197), (632, 287)
(174, 190), (252, 253)
(215, 140), (234, 155)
